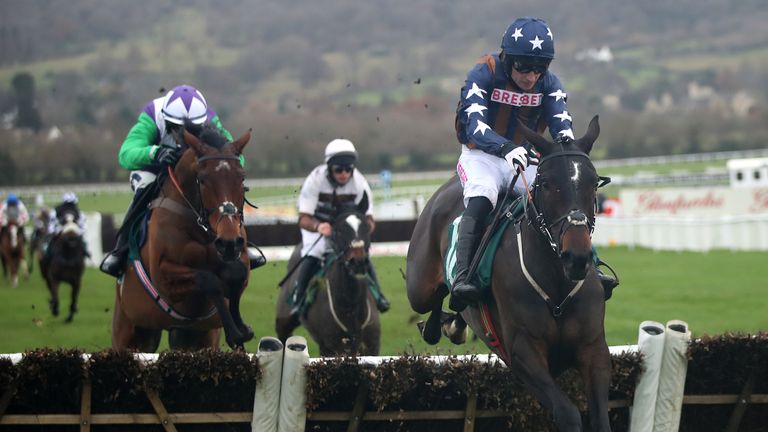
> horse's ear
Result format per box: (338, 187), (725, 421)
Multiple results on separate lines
(183, 129), (204, 155)
(576, 115), (600, 155)
(232, 129), (251, 155)
(516, 118), (555, 156)
(357, 191), (370, 215)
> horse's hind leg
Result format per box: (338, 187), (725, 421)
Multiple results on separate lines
(275, 315), (299, 345)
(112, 284), (162, 352)
(169, 328), (221, 350)
(64, 280), (80, 323)
(416, 283), (449, 345)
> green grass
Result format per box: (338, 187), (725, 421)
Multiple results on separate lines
(1, 247), (766, 356)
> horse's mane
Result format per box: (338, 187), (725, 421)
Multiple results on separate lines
(184, 120), (227, 149)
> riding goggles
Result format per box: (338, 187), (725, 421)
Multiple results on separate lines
(332, 164), (354, 174)
(511, 59), (550, 74)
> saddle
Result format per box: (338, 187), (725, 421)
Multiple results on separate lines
(288, 254), (381, 316)
(444, 193), (527, 293)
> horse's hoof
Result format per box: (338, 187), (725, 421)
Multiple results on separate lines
(240, 325), (255, 342)
(443, 320), (468, 345)
(65, 316), (73, 324)
(417, 320), (441, 345)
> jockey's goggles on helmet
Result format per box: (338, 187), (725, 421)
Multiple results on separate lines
(331, 164), (354, 174)
(510, 57), (550, 74)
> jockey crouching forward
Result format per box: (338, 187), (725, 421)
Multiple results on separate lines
(451, 17), (618, 312)
(0, 193), (29, 236)
(288, 139), (391, 319)
(99, 84), (265, 278)
(42, 192), (90, 266)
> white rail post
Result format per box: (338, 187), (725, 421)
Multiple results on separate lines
(252, 336), (284, 432)
(628, 321), (666, 432)
(278, 336), (310, 432)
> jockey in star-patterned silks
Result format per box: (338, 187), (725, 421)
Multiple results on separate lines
(99, 85), (264, 278)
(449, 17), (618, 311)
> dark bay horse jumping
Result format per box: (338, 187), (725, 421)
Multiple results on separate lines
(275, 199), (381, 356)
(42, 214), (86, 322)
(112, 126), (254, 351)
(1, 220), (27, 288)
(407, 116), (612, 431)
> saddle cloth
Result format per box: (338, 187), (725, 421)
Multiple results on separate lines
(444, 195), (525, 291)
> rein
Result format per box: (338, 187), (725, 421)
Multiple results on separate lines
(513, 151), (610, 317)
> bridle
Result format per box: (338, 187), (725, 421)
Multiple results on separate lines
(165, 153), (244, 244)
(523, 150), (610, 258)
(328, 213), (370, 278)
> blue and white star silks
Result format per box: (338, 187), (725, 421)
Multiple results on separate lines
(554, 110), (572, 122)
(464, 103), (488, 118)
(530, 35), (544, 51)
(549, 89), (567, 102)
(473, 120), (491, 136)
(546, 27), (553, 40)
(466, 82), (487, 100)
(510, 27), (524, 41)
(559, 129), (575, 140)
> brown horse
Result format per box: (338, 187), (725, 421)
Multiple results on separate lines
(1, 219), (27, 288)
(275, 199), (381, 356)
(42, 214), (86, 322)
(407, 116), (612, 431)
(112, 126), (254, 351)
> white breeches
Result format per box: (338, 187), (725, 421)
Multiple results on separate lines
(456, 147), (537, 209)
(300, 229), (331, 259)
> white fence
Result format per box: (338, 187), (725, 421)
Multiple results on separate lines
(593, 214), (768, 252)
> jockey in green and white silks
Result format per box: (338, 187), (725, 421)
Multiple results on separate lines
(100, 85), (260, 278)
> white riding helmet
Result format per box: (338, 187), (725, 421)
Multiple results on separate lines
(324, 139), (358, 165)
(62, 192), (78, 204)
(161, 85), (208, 125)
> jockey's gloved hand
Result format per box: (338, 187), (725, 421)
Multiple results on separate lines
(154, 145), (181, 166)
(523, 142), (540, 166)
(500, 142), (531, 172)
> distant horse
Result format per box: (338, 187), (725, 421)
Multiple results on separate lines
(28, 208), (51, 274)
(42, 213), (86, 322)
(407, 116), (612, 431)
(1, 219), (27, 288)
(112, 126), (254, 352)
(275, 198), (381, 356)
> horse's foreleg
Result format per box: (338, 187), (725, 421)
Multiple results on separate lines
(196, 271), (246, 349)
(65, 280), (80, 323)
(48, 279), (60, 316)
(577, 339), (612, 432)
(221, 261), (253, 342)
(509, 337), (582, 432)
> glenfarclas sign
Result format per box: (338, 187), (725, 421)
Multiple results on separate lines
(621, 187), (768, 216)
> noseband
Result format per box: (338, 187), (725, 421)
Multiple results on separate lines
(525, 151), (610, 257)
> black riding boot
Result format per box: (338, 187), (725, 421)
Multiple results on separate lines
(289, 256), (321, 319)
(99, 187), (151, 278)
(247, 242), (267, 270)
(449, 214), (485, 312)
(593, 246), (619, 300)
(99, 230), (128, 277)
(366, 260), (390, 312)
